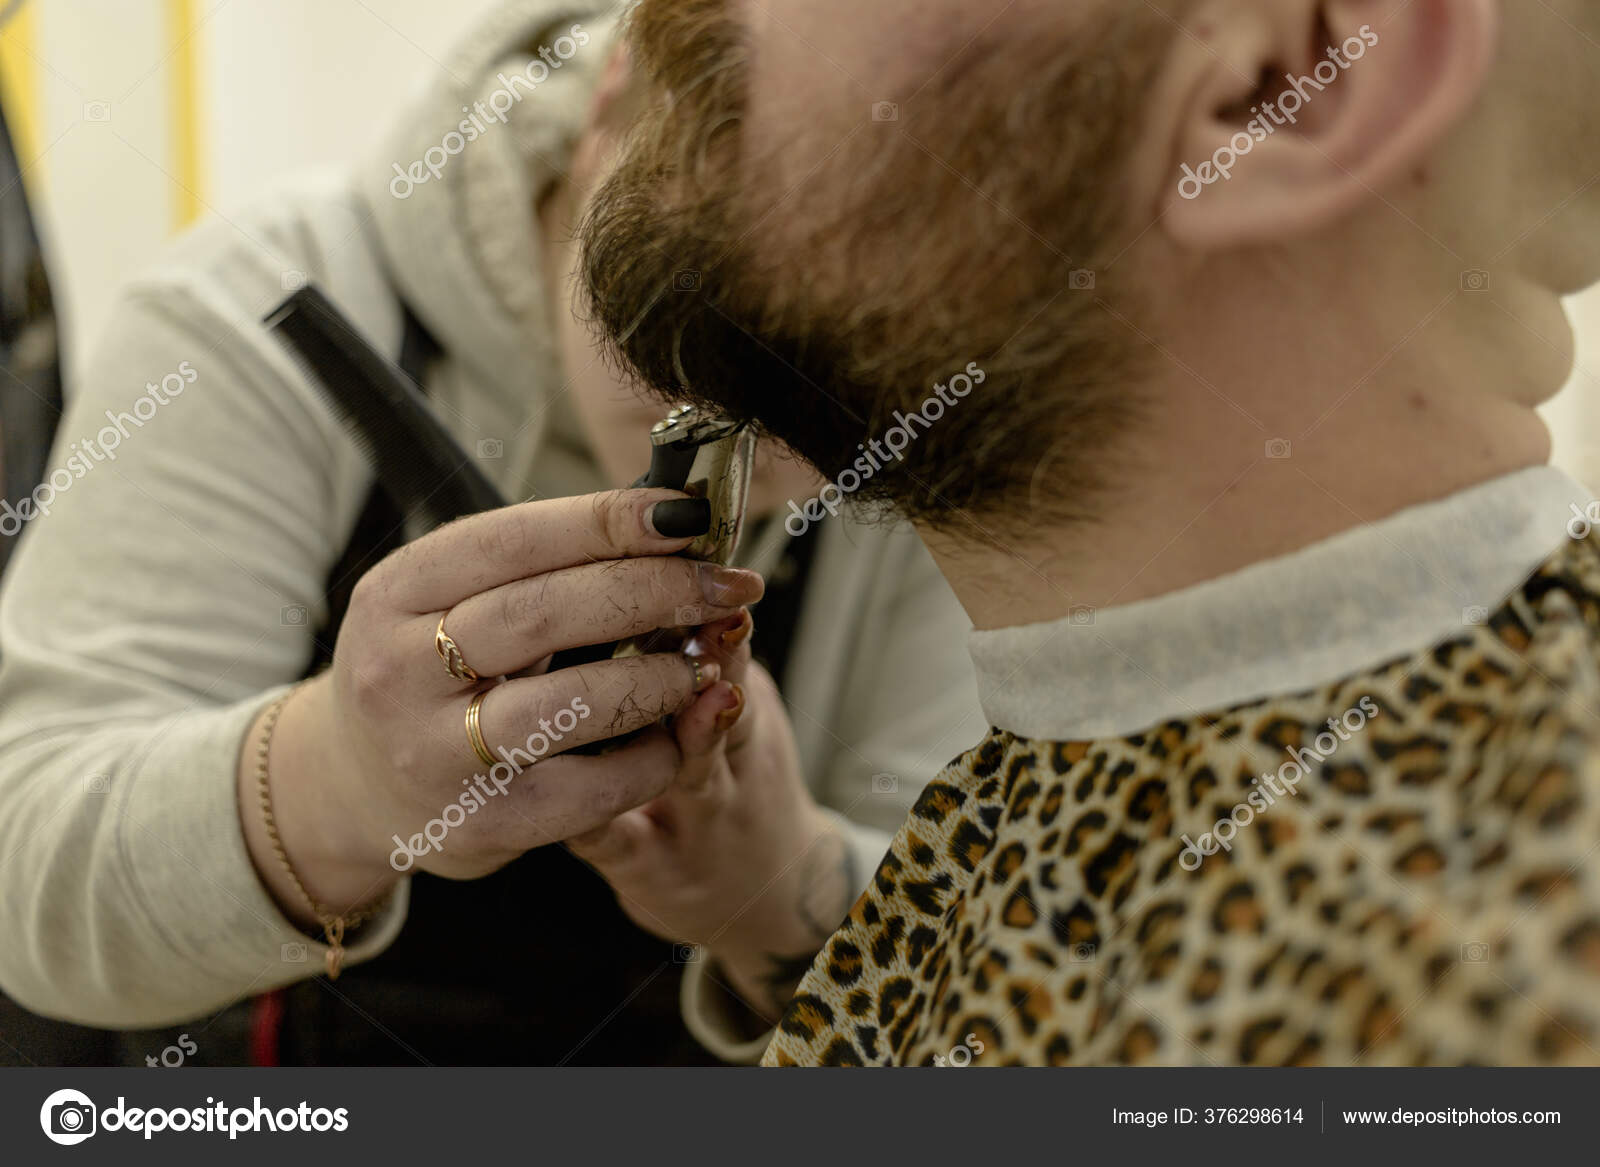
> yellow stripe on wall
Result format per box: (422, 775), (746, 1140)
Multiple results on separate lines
(0, 0), (41, 187)
(166, 0), (205, 231)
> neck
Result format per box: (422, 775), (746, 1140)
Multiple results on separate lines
(923, 301), (1561, 632)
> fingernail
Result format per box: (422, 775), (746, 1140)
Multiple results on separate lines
(715, 684), (745, 733)
(688, 657), (720, 692)
(648, 498), (711, 539)
(698, 563), (764, 607)
(720, 610), (753, 649)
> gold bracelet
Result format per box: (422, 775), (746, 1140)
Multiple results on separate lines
(256, 690), (386, 980)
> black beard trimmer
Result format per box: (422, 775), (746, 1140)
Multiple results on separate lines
(264, 286), (755, 753)
(548, 404), (757, 753)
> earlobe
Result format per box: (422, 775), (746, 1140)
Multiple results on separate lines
(1162, 0), (1501, 251)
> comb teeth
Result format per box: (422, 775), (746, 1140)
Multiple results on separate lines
(264, 285), (508, 532)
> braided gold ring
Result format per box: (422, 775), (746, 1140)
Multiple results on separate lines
(435, 611), (481, 683)
(465, 689), (496, 768)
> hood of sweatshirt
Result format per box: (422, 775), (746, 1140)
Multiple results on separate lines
(359, 0), (623, 488)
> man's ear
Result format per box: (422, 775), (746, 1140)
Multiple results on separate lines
(1161, 0), (1500, 249)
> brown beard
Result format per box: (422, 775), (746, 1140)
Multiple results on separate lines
(580, 0), (1173, 536)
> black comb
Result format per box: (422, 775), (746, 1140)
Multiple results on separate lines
(264, 284), (508, 530)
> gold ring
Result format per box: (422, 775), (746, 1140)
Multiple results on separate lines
(436, 612), (481, 683)
(465, 689), (496, 768)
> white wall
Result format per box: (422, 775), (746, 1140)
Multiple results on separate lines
(13, 0), (498, 370)
(25, 0), (171, 368)
(202, 0), (501, 214)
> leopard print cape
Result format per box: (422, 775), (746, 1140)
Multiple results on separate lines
(764, 536), (1600, 1066)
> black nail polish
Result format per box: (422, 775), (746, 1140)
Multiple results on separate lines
(649, 498), (711, 539)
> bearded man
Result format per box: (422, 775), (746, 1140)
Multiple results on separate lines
(568, 0), (1600, 1066)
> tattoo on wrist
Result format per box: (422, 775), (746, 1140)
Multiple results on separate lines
(796, 825), (859, 942)
(755, 951), (820, 1018)
(749, 826), (862, 1019)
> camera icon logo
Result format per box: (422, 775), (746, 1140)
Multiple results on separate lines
(281, 269), (308, 292)
(83, 774), (110, 795)
(673, 270), (702, 292)
(674, 943), (703, 964)
(1069, 605), (1097, 627)
(281, 941), (308, 963)
(83, 101), (112, 123)
(280, 605), (309, 627)
(476, 438), (504, 460)
(40, 1088), (97, 1145)
(1069, 942), (1098, 963)
(675, 605), (704, 627)
(1460, 941), (1491, 963)
(871, 772), (900, 795)
(871, 101), (900, 122)
(1461, 269), (1491, 292)
(1462, 606), (1489, 627)
(1068, 269), (1096, 291)
(1265, 438), (1293, 460)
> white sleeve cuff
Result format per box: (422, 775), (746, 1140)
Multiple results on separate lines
(680, 956), (776, 1064)
(678, 814), (889, 1062)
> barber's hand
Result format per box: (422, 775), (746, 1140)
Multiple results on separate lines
(569, 610), (858, 1023)
(239, 489), (764, 929)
